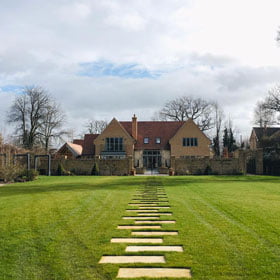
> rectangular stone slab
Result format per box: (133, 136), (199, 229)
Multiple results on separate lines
(99, 255), (165, 264)
(123, 216), (159, 220)
(137, 213), (172, 216)
(135, 220), (176, 224)
(117, 268), (191, 278)
(129, 204), (158, 206)
(126, 209), (159, 212)
(111, 238), (163, 243)
(131, 231), (178, 236)
(117, 225), (161, 229)
(139, 206), (170, 209)
(125, 245), (184, 252)
(137, 201), (169, 203)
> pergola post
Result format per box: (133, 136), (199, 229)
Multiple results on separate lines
(34, 155), (51, 176)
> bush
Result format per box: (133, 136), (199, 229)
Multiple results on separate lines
(0, 165), (38, 183)
(204, 165), (212, 175)
(0, 164), (23, 183)
(91, 163), (99, 175)
(18, 169), (39, 182)
(56, 163), (71, 176)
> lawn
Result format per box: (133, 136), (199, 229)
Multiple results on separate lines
(0, 175), (279, 279)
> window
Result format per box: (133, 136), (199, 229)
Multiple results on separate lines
(155, 137), (161, 144)
(105, 137), (123, 151)
(144, 137), (149, 144)
(183, 137), (198, 147)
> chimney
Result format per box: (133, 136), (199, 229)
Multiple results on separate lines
(132, 114), (138, 140)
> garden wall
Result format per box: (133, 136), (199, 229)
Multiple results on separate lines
(172, 157), (243, 175)
(38, 157), (132, 176)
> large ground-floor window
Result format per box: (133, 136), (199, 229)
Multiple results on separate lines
(143, 150), (161, 169)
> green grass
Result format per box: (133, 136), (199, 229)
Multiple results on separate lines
(0, 175), (279, 279)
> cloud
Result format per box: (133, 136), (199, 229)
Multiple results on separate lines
(1, 0), (280, 141)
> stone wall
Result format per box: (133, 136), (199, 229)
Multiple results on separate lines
(173, 157), (243, 175)
(37, 149), (263, 176)
(38, 157), (132, 176)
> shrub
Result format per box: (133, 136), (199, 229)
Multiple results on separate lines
(91, 163), (99, 175)
(18, 169), (39, 182)
(56, 163), (71, 176)
(0, 165), (38, 183)
(204, 165), (212, 175)
(0, 164), (23, 183)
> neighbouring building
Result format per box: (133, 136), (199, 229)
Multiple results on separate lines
(56, 115), (211, 173)
(249, 127), (280, 149)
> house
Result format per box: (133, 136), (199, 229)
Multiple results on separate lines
(249, 127), (280, 150)
(56, 115), (211, 173)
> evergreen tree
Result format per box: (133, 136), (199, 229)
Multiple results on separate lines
(223, 127), (238, 152)
(213, 135), (220, 156)
(223, 128), (229, 148)
(228, 128), (237, 152)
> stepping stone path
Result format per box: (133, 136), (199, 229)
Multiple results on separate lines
(98, 183), (191, 278)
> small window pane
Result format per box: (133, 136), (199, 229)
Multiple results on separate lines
(156, 137), (161, 144)
(144, 137), (149, 144)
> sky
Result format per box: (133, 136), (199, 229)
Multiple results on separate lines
(0, 0), (280, 142)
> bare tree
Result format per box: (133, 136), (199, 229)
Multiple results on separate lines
(85, 119), (108, 134)
(253, 86), (280, 126)
(7, 86), (66, 150)
(38, 101), (68, 151)
(157, 96), (214, 131)
(264, 86), (280, 112)
(253, 100), (276, 127)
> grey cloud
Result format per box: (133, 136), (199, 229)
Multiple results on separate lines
(216, 66), (280, 92)
(0, 0), (280, 140)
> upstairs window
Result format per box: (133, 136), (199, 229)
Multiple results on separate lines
(105, 137), (123, 151)
(183, 137), (198, 147)
(155, 137), (161, 144)
(144, 137), (149, 144)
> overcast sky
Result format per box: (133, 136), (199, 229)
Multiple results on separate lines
(1, 0), (280, 141)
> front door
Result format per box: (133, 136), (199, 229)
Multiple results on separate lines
(143, 150), (161, 172)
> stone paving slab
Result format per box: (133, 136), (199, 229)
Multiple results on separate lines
(137, 213), (172, 216)
(125, 245), (184, 252)
(123, 216), (160, 220)
(126, 209), (159, 212)
(129, 204), (158, 206)
(117, 225), (162, 229)
(137, 201), (169, 203)
(117, 268), (191, 278)
(131, 231), (178, 236)
(111, 238), (163, 243)
(99, 255), (165, 264)
(135, 220), (176, 224)
(139, 206), (170, 209)
(132, 198), (159, 200)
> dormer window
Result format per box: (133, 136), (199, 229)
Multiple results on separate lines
(155, 137), (161, 144)
(144, 137), (149, 144)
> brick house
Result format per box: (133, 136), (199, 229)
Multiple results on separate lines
(57, 115), (211, 173)
(249, 127), (280, 149)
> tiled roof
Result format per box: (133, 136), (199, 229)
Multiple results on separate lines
(73, 139), (84, 146)
(253, 127), (280, 140)
(82, 134), (99, 155)
(120, 121), (184, 150)
(66, 142), (83, 157)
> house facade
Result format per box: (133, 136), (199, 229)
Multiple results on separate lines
(249, 127), (280, 150)
(57, 115), (211, 173)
